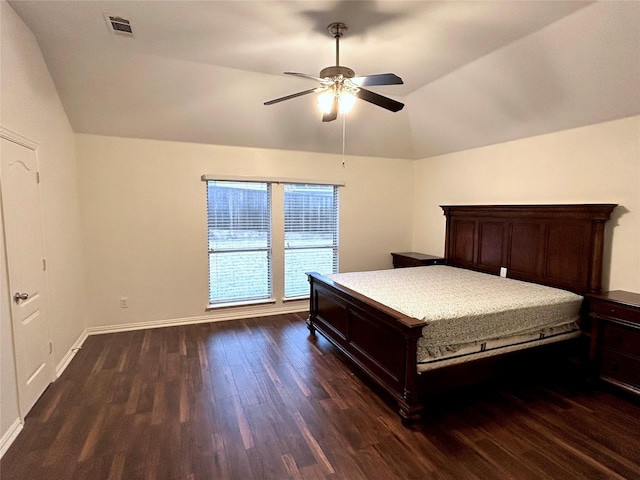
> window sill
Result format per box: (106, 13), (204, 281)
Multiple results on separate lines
(283, 296), (309, 303)
(206, 298), (276, 311)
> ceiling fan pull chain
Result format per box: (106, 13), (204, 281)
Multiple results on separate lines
(342, 115), (347, 168)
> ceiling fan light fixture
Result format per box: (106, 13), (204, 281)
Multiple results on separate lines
(317, 88), (357, 115)
(317, 91), (334, 114)
(317, 75), (359, 115)
(338, 92), (356, 114)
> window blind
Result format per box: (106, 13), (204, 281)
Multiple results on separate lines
(284, 184), (339, 298)
(207, 181), (272, 304)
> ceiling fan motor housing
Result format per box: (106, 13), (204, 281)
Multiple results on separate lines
(319, 66), (355, 79)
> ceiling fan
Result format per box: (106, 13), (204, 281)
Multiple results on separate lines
(264, 22), (404, 122)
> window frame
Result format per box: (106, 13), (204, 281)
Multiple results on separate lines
(206, 180), (273, 307)
(283, 183), (339, 299)
(203, 175), (343, 308)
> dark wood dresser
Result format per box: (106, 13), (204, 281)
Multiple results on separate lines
(586, 290), (640, 398)
(391, 252), (445, 268)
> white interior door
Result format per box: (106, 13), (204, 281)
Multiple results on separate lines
(1, 136), (53, 416)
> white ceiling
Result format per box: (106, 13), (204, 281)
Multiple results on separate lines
(8, 0), (640, 159)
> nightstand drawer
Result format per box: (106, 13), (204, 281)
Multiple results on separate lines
(602, 322), (640, 356)
(601, 351), (640, 388)
(590, 299), (640, 323)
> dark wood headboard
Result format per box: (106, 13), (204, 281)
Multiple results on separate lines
(441, 204), (617, 295)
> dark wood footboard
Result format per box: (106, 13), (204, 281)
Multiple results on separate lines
(307, 272), (425, 420)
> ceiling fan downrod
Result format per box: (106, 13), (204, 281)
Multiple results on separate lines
(320, 22), (354, 79)
(328, 22), (347, 66)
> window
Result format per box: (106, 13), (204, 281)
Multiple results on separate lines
(284, 184), (339, 298)
(205, 178), (339, 306)
(207, 181), (271, 304)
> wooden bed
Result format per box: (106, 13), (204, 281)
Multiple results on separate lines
(306, 204), (617, 420)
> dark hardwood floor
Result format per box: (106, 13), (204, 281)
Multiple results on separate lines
(2, 313), (640, 479)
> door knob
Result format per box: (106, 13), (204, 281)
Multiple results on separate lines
(13, 292), (29, 303)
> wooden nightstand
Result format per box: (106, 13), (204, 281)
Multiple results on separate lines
(391, 252), (445, 268)
(586, 290), (640, 398)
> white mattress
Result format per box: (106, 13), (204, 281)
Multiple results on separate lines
(326, 266), (583, 363)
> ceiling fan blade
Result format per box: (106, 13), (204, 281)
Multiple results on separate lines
(351, 73), (403, 87)
(322, 96), (339, 122)
(284, 72), (326, 83)
(264, 88), (318, 105)
(355, 88), (404, 112)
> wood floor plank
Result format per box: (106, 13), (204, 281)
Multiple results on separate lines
(3, 312), (640, 479)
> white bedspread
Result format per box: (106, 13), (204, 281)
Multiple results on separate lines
(326, 266), (582, 360)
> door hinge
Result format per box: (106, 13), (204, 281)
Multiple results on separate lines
(49, 342), (53, 354)
(36, 171), (41, 184)
(43, 259), (47, 271)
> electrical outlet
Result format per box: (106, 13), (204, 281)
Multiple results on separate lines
(500, 267), (507, 278)
(120, 297), (129, 308)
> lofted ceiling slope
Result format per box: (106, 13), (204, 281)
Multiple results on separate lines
(7, 0), (640, 160)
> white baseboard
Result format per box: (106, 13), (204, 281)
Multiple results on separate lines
(0, 418), (23, 459)
(55, 329), (88, 378)
(86, 302), (308, 336)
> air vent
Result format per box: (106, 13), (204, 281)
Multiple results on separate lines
(104, 14), (133, 36)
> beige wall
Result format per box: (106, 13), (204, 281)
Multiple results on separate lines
(75, 134), (414, 329)
(0, 0), (85, 443)
(412, 115), (640, 292)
